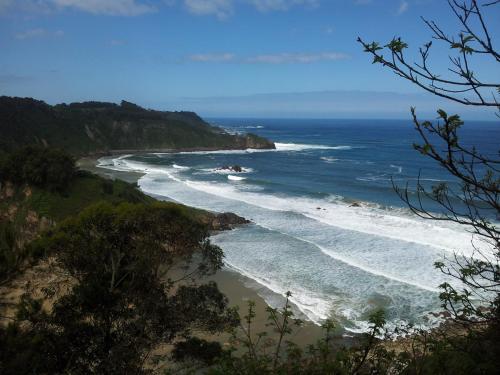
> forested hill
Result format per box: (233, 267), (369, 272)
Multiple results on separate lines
(0, 96), (275, 155)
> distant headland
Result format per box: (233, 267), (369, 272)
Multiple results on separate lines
(0, 96), (275, 156)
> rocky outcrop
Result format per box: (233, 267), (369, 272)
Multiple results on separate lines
(218, 165), (243, 173)
(241, 133), (276, 149)
(208, 212), (250, 231)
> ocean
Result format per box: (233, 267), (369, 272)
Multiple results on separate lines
(97, 118), (499, 333)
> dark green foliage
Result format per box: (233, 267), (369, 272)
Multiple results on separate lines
(172, 337), (224, 365)
(0, 146), (213, 283)
(0, 202), (238, 374)
(0, 96), (275, 155)
(0, 221), (19, 280)
(0, 322), (61, 375)
(0, 146), (75, 192)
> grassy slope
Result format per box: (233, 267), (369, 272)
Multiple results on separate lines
(0, 171), (216, 279)
(26, 172), (152, 221)
(1, 171), (214, 228)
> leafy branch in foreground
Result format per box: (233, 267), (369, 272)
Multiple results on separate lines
(197, 292), (393, 374)
(358, 0), (499, 113)
(394, 108), (499, 325)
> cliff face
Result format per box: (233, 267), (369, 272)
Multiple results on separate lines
(241, 134), (275, 149)
(0, 97), (275, 155)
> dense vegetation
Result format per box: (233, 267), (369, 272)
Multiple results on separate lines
(0, 146), (222, 282)
(0, 147), (151, 280)
(0, 147), (241, 373)
(0, 202), (238, 374)
(0, 146), (75, 193)
(0, 96), (274, 155)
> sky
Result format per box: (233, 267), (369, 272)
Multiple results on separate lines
(0, 0), (499, 119)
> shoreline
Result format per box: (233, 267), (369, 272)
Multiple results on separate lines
(77, 144), (276, 158)
(78, 155), (328, 347)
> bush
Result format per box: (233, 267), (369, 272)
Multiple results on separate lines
(172, 337), (224, 365)
(0, 146), (75, 192)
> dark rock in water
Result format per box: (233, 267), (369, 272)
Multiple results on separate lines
(430, 310), (452, 319)
(441, 311), (452, 318)
(316, 207), (321, 210)
(350, 202), (361, 207)
(211, 212), (250, 231)
(218, 165), (243, 173)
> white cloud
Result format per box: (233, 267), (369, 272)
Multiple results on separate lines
(52, 0), (155, 16)
(246, 52), (348, 64)
(188, 51), (349, 64)
(397, 0), (408, 15)
(15, 28), (64, 39)
(2, 0), (320, 17)
(184, 0), (233, 19)
(0, 0), (156, 16)
(248, 0), (318, 12)
(182, 0), (319, 18)
(189, 53), (236, 62)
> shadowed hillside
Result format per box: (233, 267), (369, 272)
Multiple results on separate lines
(0, 97), (275, 155)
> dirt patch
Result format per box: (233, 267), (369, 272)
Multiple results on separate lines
(0, 257), (74, 326)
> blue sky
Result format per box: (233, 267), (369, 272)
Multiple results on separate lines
(0, 0), (498, 119)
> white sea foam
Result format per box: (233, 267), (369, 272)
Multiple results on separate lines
(168, 178), (491, 259)
(241, 125), (264, 129)
(228, 175), (246, 181)
(97, 155), (144, 172)
(321, 157), (339, 163)
(172, 163), (190, 170)
(212, 226), (447, 334)
(199, 167), (254, 175)
(390, 164), (403, 174)
(224, 262), (331, 324)
(275, 143), (352, 151)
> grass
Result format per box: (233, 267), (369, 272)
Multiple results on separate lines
(26, 172), (153, 222)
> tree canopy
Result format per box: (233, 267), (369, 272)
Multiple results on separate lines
(0, 202), (238, 374)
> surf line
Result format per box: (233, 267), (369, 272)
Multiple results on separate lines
(236, 222), (441, 294)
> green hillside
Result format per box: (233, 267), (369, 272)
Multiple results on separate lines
(0, 96), (275, 155)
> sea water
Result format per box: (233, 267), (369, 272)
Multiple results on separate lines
(97, 118), (499, 333)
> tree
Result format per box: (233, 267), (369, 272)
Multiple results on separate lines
(0, 146), (76, 193)
(358, 0), (499, 112)
(0, 202), (238, 374)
